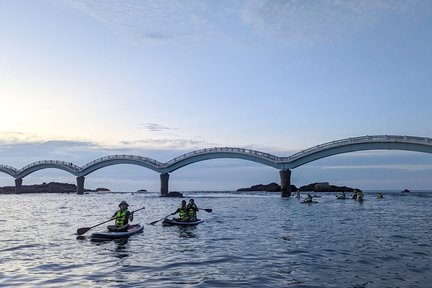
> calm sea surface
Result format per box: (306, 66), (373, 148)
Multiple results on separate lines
(0, 191), (431, 287)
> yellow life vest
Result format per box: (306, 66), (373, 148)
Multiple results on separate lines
(178, 208), (188, 221)
(115, 209), (129, 227)
(188, 204), (197, 217)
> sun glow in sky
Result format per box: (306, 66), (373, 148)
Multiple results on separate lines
(1, 0), (432, 191)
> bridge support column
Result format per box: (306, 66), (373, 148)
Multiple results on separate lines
(77, 176), (85, 195)
(160, 173), (169, 197)
(279, 169), (291, 197)
(15, 178), (23, 194)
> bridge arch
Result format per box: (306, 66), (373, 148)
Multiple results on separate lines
(15, 161), (81, 178)
(287, 135), (432, 168)
(162, 147), (279, 173)
(78, 155), (164, 176)
(0, 165), (19, 177)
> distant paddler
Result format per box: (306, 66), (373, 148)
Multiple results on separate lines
(303, 193), (313, 203)
(337, 191), (346, 199)
(353, 189), (364, 201)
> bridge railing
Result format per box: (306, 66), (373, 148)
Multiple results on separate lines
(80, 154), (164, 170)
(18, 160), (82, 173)
(288, 135), (432, 161)
(165, 147), (278, 167)
(0, 164), (19, 173)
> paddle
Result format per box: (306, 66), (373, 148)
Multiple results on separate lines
(199, 208), (212, 213)
(149, 213), (172, 225)
(77, 206), (145, 235)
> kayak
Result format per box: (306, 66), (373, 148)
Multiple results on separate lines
(301, 201), (318, 204)
(91, 224), (144, 239)
(162, 218), (204, 226)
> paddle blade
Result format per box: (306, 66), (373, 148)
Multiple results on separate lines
(76, 227), (91, 236)
(149, 220), (159, 225)
(202, 208), (212, 213)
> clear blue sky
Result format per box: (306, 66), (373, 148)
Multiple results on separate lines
(1, 0), (432, 191)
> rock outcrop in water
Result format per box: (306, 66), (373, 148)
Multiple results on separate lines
(237, 182), (298, 192)
(237, 182), (355, 192)
(0, 182), (109, 194)
(299, 182), (354, 192)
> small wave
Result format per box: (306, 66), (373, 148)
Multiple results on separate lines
(0, 244), (41, 253)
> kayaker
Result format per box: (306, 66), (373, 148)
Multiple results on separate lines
(356, 190), (364, 201)
(187, 199), (199, 221)
(377, 192), (384, 199)
(337, 191), (346, 199)
(304, 193), (313, 203)
(171, 200), (188, 222)
(351, 189), (358, 199)
(107, 200), (134, 232)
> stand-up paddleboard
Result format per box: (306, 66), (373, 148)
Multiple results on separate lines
(91, 224), (144, 239)
(162, 218), (204, 226)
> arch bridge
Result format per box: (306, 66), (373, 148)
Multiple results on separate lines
(1, 135), (431, 196)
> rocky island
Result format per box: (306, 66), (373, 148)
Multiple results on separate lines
(0, 182), (110, 194)
(237, 182), (355, 192)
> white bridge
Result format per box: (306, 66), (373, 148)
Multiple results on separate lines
(1, 135), (432, 196)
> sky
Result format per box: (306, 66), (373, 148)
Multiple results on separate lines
(1, 0), (432, 192)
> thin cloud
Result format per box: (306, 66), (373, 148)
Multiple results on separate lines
(120, 138), (205, 149)
(240, 0), (416, 46)
(60, 0), (423, 46)
(140, 123), (177, 132)
(62, 0), (212, 41)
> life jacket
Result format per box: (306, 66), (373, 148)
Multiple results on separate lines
(188, 204), (198, 218)
(115, 209), (129, 227)
(178, 207), (188, 221)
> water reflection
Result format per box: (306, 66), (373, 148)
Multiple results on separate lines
(178, 227), (197, 238)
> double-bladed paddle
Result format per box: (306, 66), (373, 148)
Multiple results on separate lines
(76, 206), (145, 235)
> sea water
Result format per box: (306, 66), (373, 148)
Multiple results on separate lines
(0, 191), (431, 287)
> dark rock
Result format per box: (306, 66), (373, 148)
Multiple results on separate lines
(162, 191), (183, 197)
(237, 182), (298, 192)
(0, 182), (108, 194)
(299, 182), (355, 192)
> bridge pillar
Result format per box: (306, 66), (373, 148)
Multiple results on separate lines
(279, 169), (291, 197)
(15, 178), (23, 194)
(160, 173), (169, 197)
(76, 176), (85, 195)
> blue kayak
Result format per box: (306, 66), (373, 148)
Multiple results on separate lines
(91, 224), (144, 239)
(162, 218), (204, 226)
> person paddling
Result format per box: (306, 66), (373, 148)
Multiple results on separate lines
(187, 199), (199, 221)
(337, 191), (346, 199)
(304, 193), (313, 203)
(107, 201), (134, 232)
(171, 200), (188, 222)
